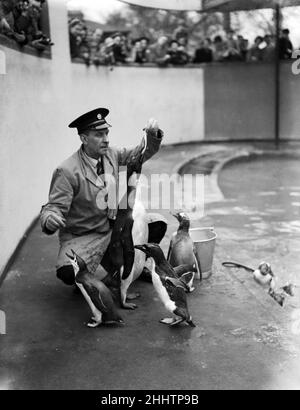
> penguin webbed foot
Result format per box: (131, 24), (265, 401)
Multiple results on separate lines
(159, 317), (196, 327)
(126, 292), (141, 301)
(159, 317), (176, 325)
(122, 301), (138, 310)
(87, 320), (102, 328)
(102, 319), (125, 326)
(159, 317), (184, 326)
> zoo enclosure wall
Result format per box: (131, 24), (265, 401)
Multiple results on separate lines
(0, 0), (299, 278)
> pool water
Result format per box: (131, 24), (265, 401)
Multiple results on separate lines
(206, 154), (300, 299)
(218, 155), (300, 235)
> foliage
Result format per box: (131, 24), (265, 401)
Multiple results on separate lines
(105, 5), (225, 44)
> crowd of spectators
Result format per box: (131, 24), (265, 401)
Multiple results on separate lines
(69, 18), (295, 67)
(0, 0), (53, 51)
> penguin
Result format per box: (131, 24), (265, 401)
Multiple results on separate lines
(66, 249), (124, 327)
(253, 262), (276, 290)
(140, 263), (196, 293)
(102, 121), (163, 309)
(134, 243), (196, 327)
(118, 197), (149, 309)
(167, 212), (201, 284)
(173, 264), (196, 293)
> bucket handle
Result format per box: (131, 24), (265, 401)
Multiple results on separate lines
(190, 227), (215, 231)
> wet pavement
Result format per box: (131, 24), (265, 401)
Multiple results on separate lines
(1, 142), (300, 390)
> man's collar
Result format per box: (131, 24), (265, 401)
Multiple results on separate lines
(82, 147), (99, 167)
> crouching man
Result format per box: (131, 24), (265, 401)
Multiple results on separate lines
(40, 108), (167, 287)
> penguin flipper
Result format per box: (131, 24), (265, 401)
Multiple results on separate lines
(165, 277), (188, 291)
(81, 280), (112, 313)
(120, 219), (135, 280)
(173, 264), (196, 276)
(165, 281), (188, 308)
(166, 240), (173, 262)
(180, 272), (195, 292)
(193, 251), (202, 281)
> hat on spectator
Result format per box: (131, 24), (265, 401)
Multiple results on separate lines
(112, 32), (122, 38)
(69, 18), (81, 28)
(68, 108), (111, 133)
(105, 37), (114, 47)
(140, 36), (150, 43)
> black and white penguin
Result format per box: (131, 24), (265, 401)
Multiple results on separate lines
(102, 119), (167, 310)
(66, 249), (124, 327)
(167, 212), (200, 284)
(134, 243), (196, 327)
(253, 262), (276, 290)
(101, 134), (148, 309)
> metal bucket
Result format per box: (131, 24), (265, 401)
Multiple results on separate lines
(189, 227), (217, 279)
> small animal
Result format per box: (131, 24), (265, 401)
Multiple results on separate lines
(66, 249), (124, 327)
(253, 262), (276, 290)
(281, 283), (296, 297)
(167, 212), (201, 283)
(268, 289), (285, 307)
(135, 243), (196, 327)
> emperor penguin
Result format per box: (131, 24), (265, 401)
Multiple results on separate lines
(167, 212), (201, 285)
(135, 243), (196, 327)
(66, 249), (124, 327)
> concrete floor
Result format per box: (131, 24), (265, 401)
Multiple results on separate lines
(1, 141), (300, 390)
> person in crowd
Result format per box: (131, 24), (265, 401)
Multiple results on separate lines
(69, 18), (82, 59)
(133, 36), (151, 64)
(0, 0), (25, 42)
(279, 28), (293, 60)
(99, 36), (115, 66)
(248, 35), (264, 62)
(89, 28), (102, 66)
(261, 34), (275, 62)
(112, 32), (128, 64)
(237, 35), (249, 61)
(149, 35), (169, 65)
(173, 21), (189, 45)
(212, 35), (228, 62)
(129, 38), (141, 63)
(1, 0), (52, 49)
(223, 30), (241, 61)
(18, 0), (53, 49)
(77, 24), (90, 64)
(165, 39), (189, 65)
(193, 38), (213, 64)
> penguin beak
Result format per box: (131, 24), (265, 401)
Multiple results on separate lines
(65, 249), (76, 260)
(170, 212), (179, 220)
(65, 252), (73, 259)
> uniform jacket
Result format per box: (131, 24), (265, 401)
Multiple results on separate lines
(40, 131), (163, 241)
